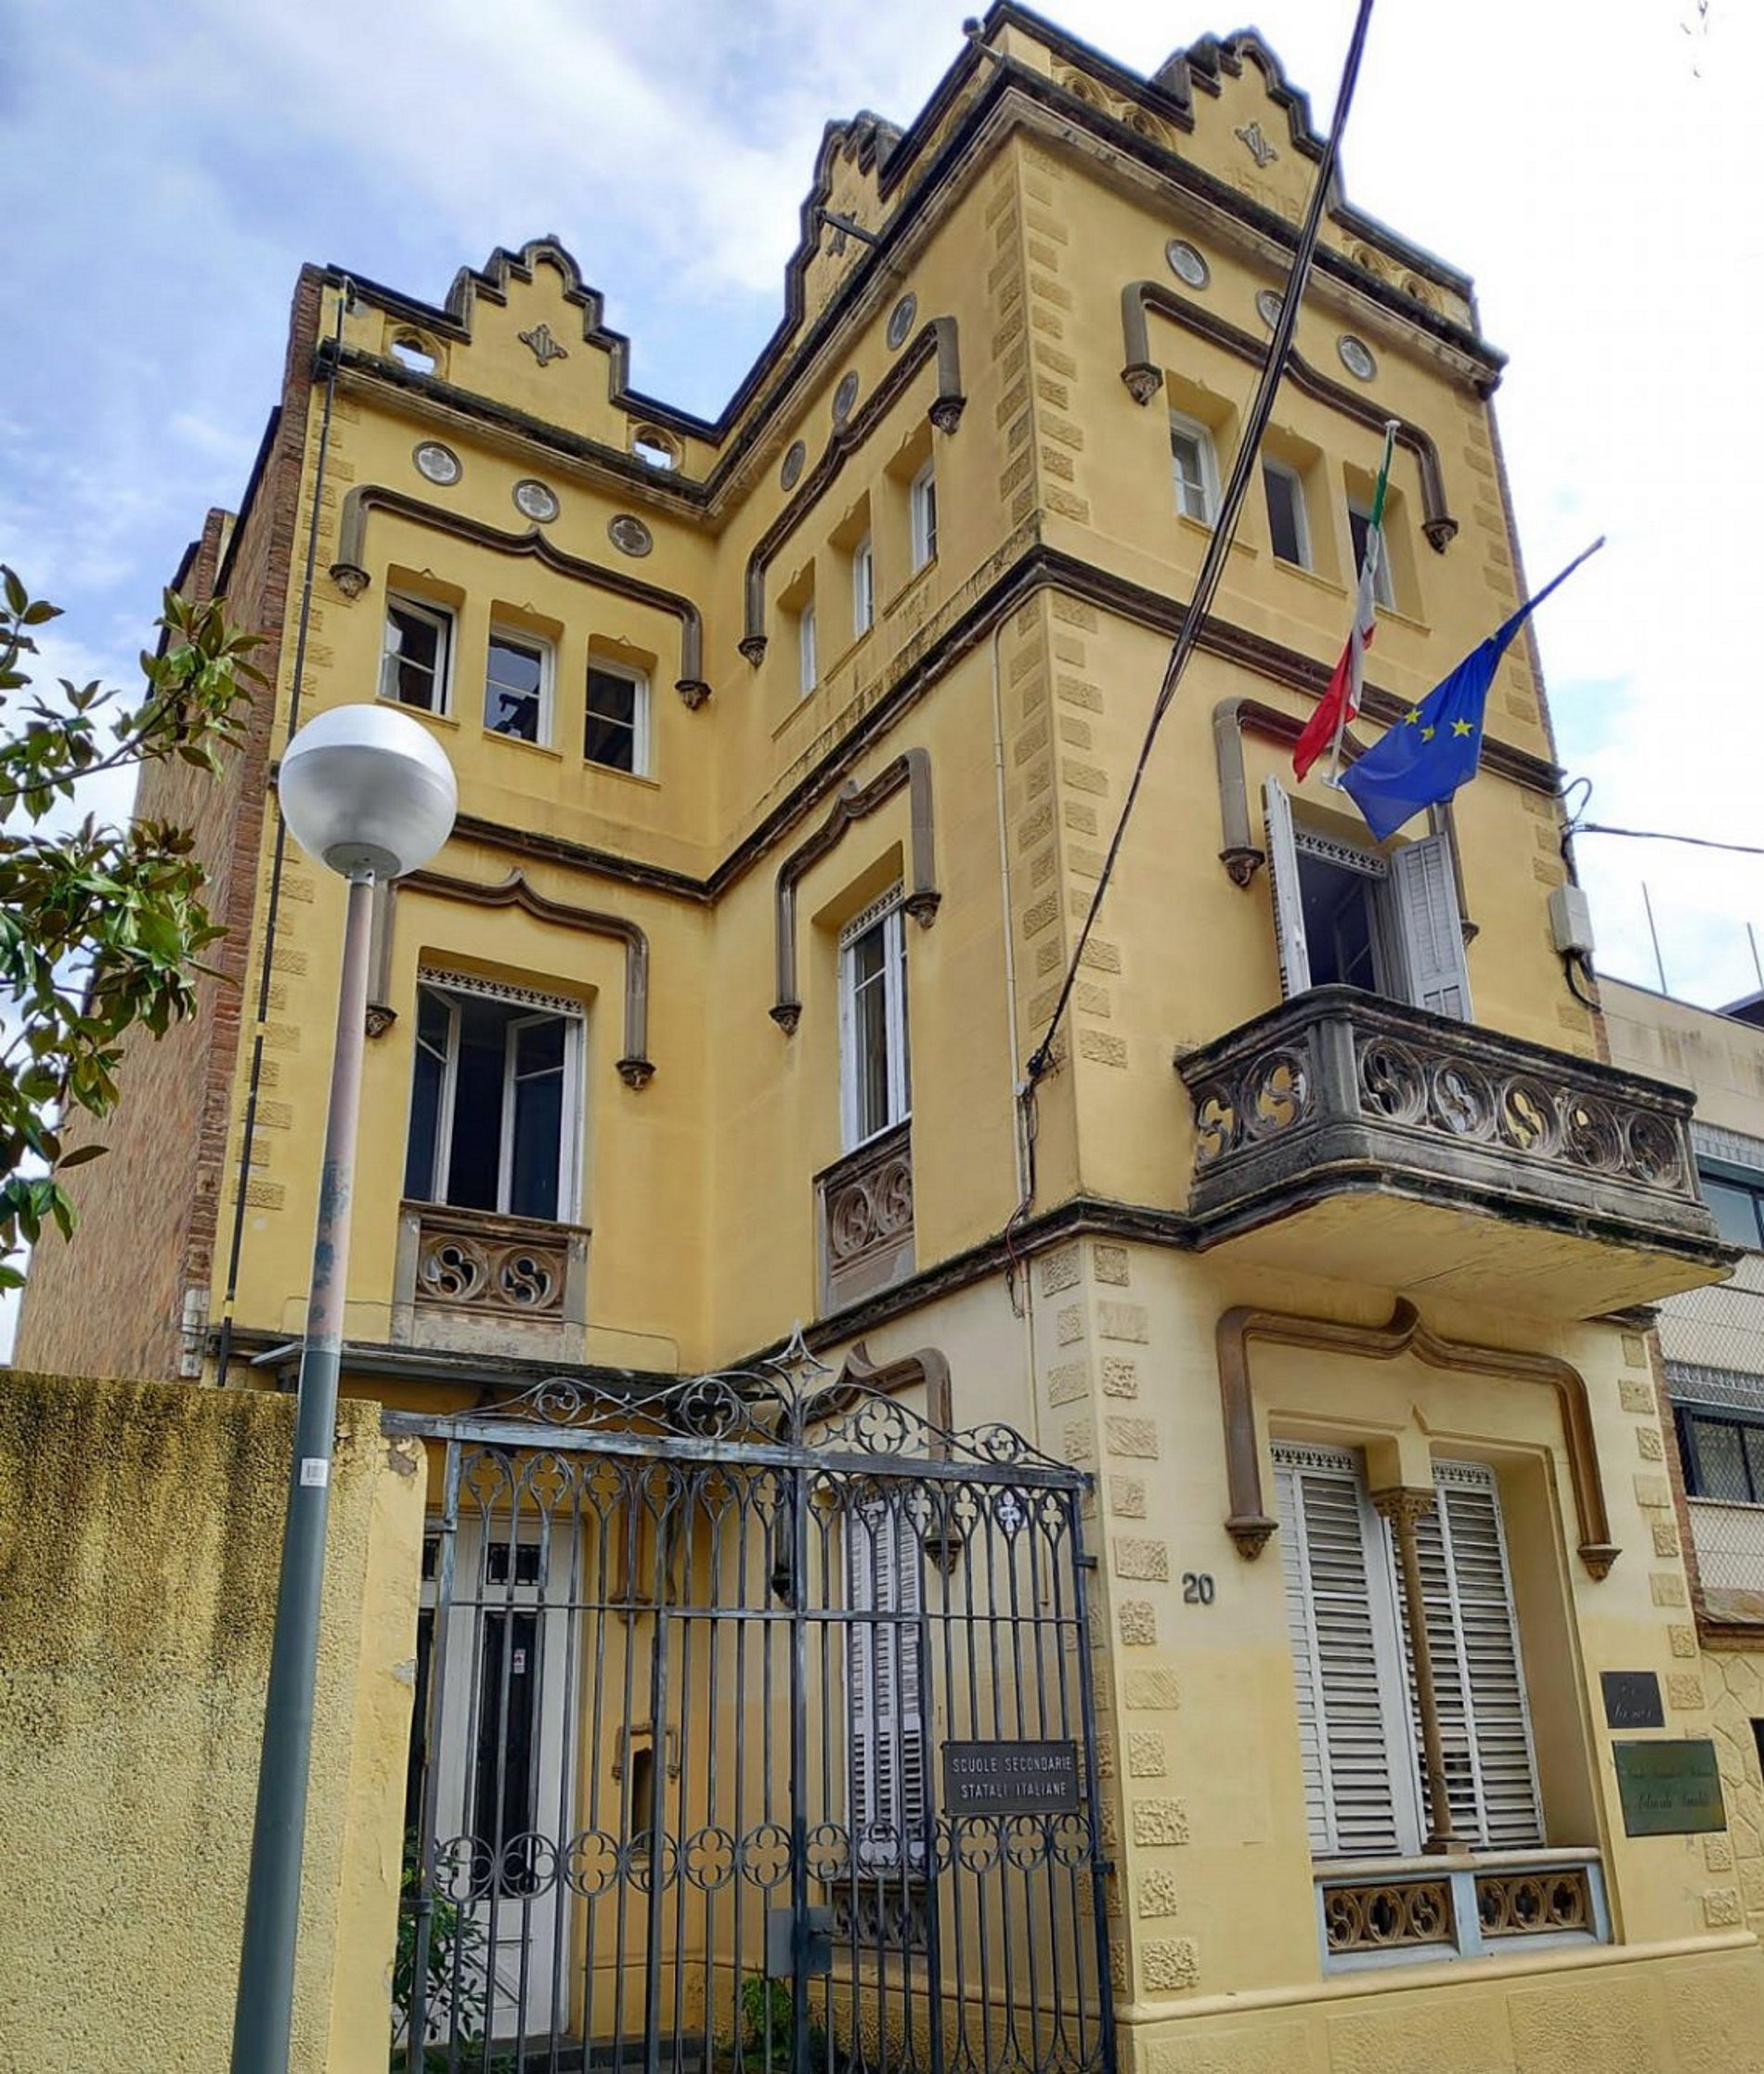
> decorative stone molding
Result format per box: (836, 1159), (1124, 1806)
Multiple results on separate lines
(741, 318), (965, 662)
(401, 866), (654, 1087)
(1120, 281), (1459, 550)
(816, 1122), (914, 1315)
(772, 747), (938, 1034)
(1212, 1292), (1620, 1577)
(393, 1200), (590, 1358)
(328, 484), (711, 707)
(1317, 1855), (1602, 1965)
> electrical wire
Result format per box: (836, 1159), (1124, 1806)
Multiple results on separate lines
(1023, 0), (1378, 1081)
(1569, 822), (1764, 860)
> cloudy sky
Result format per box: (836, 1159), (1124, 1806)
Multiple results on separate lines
(4, 0), (1758, 1010)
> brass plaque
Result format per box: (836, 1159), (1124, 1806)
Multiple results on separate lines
(941, 1740), (1081, 1815)
(1613, 1738), (1727, 1836)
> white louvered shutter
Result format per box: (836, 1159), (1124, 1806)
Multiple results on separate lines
(1393, 1462), (1542, 1848)
(846, 1494), (926, 1867)
(1263, 776), (1313, 999)
(1273, 1446), (1401, 1856)
(1391, 833), (1472, 1020)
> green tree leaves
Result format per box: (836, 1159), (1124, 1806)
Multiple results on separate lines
(0, 567), (263, 1289)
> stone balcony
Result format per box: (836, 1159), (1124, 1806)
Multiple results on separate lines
(391, 1200), (590, 1361)
(1175, 988), (1731, 1318)
(815, 1121), (914, 1314)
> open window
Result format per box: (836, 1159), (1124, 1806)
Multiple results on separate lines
(404, 977), (583, 1222)
(1170, 410), (1221, 525)
(1264, 460), (1311, 570)
(1274, 1444), (1542, 1859)
(585, 656), (650, 774)
(382, 595), (453, 714)
(839, 888), (911, 1150)
(1264, 777), (1472, 1019)
(909, 460), (938, 574)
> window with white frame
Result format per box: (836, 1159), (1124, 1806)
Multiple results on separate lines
(485, 628), (552, 744)
(404, 976), (582, 1223)
(798, 599), (818, 697)
(381, 596), (452, 714)
(1170, 412), (1220, 525)
(584, 659), (649, 774)
(1264, 460), (1311, 569)
(840, 888), (911, 1150)
(1348, 501), (1396, 610)
(909, 460), (938, 573)
(852, 535), (876, 639)
(845, 1490), (927, 1868)
(1262, 777), (1472, 1020)
(1274, 1443), (1542, 1859)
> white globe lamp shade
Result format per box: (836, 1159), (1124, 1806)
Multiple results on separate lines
(279, 704), (458, 878)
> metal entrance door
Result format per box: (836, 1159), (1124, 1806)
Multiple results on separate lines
(394, 1358), (1116, 2074)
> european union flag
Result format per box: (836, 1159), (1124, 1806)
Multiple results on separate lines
(1339, 539), (1602, 842)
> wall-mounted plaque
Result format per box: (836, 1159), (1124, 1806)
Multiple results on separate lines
(1601, 1670), (1665, 1730)
(1613, 1739), (1727, 1837)
(941, 1741), (1080, 1816)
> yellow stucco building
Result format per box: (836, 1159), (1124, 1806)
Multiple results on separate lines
(20, 9), (1764, 2069)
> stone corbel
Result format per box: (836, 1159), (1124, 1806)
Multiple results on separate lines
(772, 747), (939, 1034)
(1215, 1297), (1618, 1577)
(399, 865), (655, 1087)
(1213, 695), (1356, 887)
(328, 484), (711, 706)
(741, 318), (965, 664)
(1119, 280), (1459, 551)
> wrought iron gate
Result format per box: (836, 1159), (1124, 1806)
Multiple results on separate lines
(391, 1356), (1116, 2074)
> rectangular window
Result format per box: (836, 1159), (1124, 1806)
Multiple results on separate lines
(585, 660), (649, 774)
(485, 629), (551, 744)
(909, 461), (938, 573)
(382, 596), (452, 714)
(798, 600), (818, 696)
(840, 889), (911, 1150)
(1700, 1171), (1764, 1249)
(1264, 776), (1472, 1020)
(1170, 412), (1219, 525)
(1264, 460), (1311, 569)
(1681, 1408), (1764, 1503)
(845, 1491), (927, 1869)
(1349, 502), (1396, 609)
(1275, 1444), (1542, 1859)
(852, 536), (875, 639)
(403, 978), (581, 1222)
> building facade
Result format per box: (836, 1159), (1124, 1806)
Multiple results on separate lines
(20, 9), (1764, 2069)
(1605, 977), (1764, 1944)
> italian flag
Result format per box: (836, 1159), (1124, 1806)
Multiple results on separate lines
(1293, 421), (1398, 782)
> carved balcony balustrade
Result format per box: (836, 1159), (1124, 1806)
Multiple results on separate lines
(816, 1122), (914, 1315)
(391, 1200), (590, 1360)
(1176, 988), (1731, 1318)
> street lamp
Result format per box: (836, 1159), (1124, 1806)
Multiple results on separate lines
(230, 704), (457, 2074)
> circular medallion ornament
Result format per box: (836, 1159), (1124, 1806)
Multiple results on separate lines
(887, 292), (918, 350)
(608, 513), (653, 558)
(1337, 334), (1377, 382)
(1165, 240), (1209, 290)
(512, 478), (560, 524)
(1255, 289), (1284, 330)
(832, 370), (860, 426)
(780, 439), (807, 491)
(413, 440), (461, 486)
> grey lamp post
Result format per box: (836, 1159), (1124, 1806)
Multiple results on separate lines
(230, 704), (457, 2074)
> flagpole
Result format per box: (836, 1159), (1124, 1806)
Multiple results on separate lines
(1326, 417), (1400, 789)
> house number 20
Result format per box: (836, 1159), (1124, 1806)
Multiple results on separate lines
(1182, 1572), (1215, 1605)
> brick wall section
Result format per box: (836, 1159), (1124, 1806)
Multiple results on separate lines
(15, 269), (325, 1381)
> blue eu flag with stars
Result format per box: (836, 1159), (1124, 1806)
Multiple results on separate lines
(1339, 540), (1602, 842)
